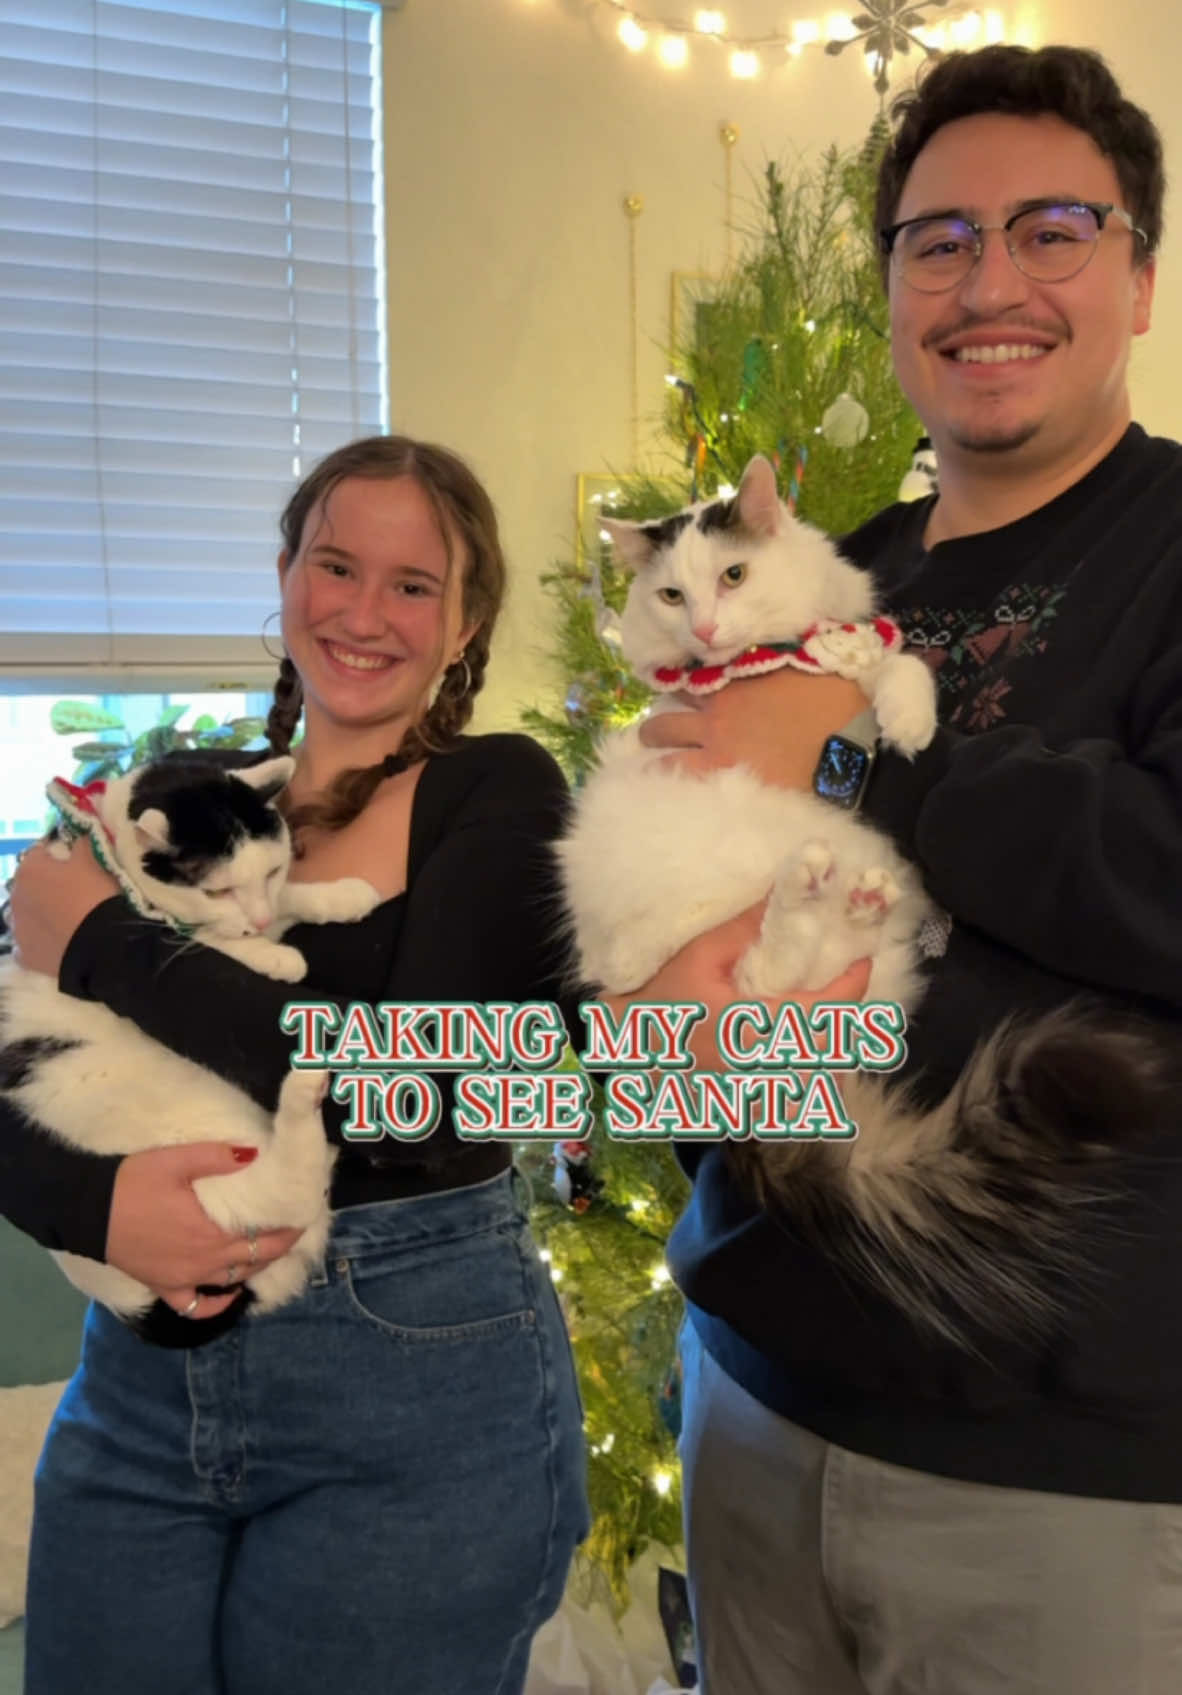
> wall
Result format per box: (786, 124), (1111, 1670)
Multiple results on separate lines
(382, 0), (1182, 730)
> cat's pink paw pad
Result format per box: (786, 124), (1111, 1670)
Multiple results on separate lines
(846, 868), (900, 926)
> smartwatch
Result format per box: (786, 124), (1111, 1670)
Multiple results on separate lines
(812, 705), (880, 812)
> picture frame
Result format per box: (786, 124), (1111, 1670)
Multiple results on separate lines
(669, 269), (720, 368)
(574, 471), (687, 571)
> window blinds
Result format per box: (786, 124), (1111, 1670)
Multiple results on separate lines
(0, 0), (387, 687)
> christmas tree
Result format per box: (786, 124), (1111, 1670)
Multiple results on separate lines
(520, 122), (924, 1609)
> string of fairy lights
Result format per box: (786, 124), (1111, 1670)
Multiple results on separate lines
(588, 1), (1016, 84)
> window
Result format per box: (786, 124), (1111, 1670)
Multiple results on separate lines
(0, 688), (274, 878)
(0, 0), (389, 692)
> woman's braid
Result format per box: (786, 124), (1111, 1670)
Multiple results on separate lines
(265, 657), (303, 755)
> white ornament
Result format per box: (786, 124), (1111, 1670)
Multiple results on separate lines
(820, 391), (870, 449)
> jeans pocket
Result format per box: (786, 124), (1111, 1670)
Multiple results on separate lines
(340, 1224), (538, 1344)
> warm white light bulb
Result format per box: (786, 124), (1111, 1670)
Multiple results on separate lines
(694, 9), (726, 34)
(658, 33), (689, 67)
(730, 47), (759, 77)
(792, 19), (821, 44)
(950, 12), (982, 45)
(825, 12), (858, 42)
(652, 1467), (674, 1495)
(618, 16), (648, 52)
(650, 1263), (672, 1289)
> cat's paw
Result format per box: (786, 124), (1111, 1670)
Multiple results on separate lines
(258, 942), (309, 982)
(845, 867), (901, 927)
(783, 841), (836, 902)
(317, 878), (382, 922)
(277, 1066), (330, 1115)
(876, 699), (938, 757)
(871, 656), (938, 756)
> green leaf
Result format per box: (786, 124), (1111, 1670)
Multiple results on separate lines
(191, 714), (217, 733)
(150, 726), (187, 759)
(50, 701), (124, 735)
(158, 703), (188, 728)
(70, 740), (127, 761)
(76, 757), (123, 784)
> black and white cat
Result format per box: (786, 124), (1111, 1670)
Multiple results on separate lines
(565, 455), (937, 1005)
(558, 455), (1162, 1344)
(0, 754), (377, 1341)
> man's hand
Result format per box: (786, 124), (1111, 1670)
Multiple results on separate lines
(639, 668), (869, 790)
(601, 901), (872, 1072)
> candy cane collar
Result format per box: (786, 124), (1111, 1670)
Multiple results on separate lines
(649, 615), (902, 696)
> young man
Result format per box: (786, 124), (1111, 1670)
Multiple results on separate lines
(642, 45), (1182, 1694)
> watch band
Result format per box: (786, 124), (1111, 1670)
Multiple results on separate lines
(833, 703), (881, 752)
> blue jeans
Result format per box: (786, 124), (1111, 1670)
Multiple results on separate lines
(25, 1169), (589, 1695)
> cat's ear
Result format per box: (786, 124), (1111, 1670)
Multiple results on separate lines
(236, 755), (295, 807)
(133, 809), (171, 852)
(736, 455), (783, 538)
(600, 517), (656, 572)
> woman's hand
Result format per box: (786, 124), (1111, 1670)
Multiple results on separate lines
(107, 1146), (304, 1320)
(8, 837), (120, 977)
(601, 901), (871, 1072)
(639, 668), (869, 790)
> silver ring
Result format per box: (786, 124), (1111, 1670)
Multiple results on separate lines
(181, 1295), (201, 1317)
(224, 1263), (242, 1286)
(247, 1227), (258, 1269)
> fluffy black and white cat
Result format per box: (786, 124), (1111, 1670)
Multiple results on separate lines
(0, 754), (377, 1343)
(558, 454), (1162, 1344)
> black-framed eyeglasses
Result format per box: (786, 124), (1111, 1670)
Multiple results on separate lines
(879, 201), (1148, 293)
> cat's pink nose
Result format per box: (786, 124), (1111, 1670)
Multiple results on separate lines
(252, 917), (270, 931)
(692, 622), (717, 645)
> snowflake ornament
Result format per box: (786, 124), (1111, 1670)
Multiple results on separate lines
(825, 0), (951, 95)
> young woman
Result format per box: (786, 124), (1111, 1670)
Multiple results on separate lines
(5, 437), (589, 1695)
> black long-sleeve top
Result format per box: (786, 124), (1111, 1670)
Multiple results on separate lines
(669, 422), (1182, 1501)
(0, 734), (575, 1261)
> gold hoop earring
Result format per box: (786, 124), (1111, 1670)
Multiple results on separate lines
(450, 653), (473, 696)
(261, 610), (285, 662)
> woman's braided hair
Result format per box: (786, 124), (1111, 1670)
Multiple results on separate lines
(264, 436), (506, 841)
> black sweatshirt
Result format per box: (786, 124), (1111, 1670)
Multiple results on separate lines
(668, 423), (1182, 1501)
(0, 734), (574, 1262)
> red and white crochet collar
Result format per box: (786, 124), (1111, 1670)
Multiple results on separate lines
(649, 615), (903, 696)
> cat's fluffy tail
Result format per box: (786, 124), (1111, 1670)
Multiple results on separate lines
(725, 1007), (1169, 1348)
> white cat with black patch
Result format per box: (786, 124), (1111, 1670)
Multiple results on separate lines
(558, 454), (1163, 1344)
(0, 754), (377, 1340)
(564, 454), (937, 1005)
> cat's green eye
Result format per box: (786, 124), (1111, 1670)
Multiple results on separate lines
(657, 587), (684, 605)
(721, 562), (747, 586)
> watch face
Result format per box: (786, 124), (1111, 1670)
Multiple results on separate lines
(814, 734), (873, 810)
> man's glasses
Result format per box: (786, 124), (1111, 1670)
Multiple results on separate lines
(879, 201), (1148, 294)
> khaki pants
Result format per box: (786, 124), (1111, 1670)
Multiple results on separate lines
(679, 1320), (1182, 1694)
